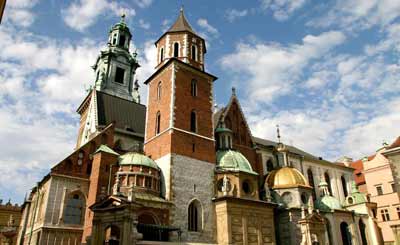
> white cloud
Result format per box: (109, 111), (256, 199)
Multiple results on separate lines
(197, 18), (219, 37)
(220, 31), (346, 102)
(225, 9), (248, 22)
(139, 19), (151, 30)
(135, 40), (157, 103)
(3, 0), (38, 27)
(261, 0), (308, 21)
(133, 0), (153, 8)
(62, 0), (136, 32)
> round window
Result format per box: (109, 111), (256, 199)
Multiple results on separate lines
(347, 197), (354, 205)
(242, 180), (252, 194)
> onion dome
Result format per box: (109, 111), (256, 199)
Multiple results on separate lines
(265, 167), (310, 189)
(315, 180), (342, 212)
(216, 150), (258, 175)
(344, 181), (367, 206)
(119, 152), (159, 170)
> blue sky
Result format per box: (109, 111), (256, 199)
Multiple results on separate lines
(1, 0), (400, 203)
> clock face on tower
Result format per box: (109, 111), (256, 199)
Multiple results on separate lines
(281, 192), (293, 205)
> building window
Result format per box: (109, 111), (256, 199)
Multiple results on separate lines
(64, 194), (84, 224)
(115, 67), (125, 84)
(242, 180), (252, 194)
(145, 177), (152, 188)
(266, 159), (273, 172)
(155, 111), (161, 135)
(174, 42), (179, 57)
(157, 82), (162, 100)
(191, 45), (197, 60)
(381, 209), (390, 221)
(191, 79), (197, 97)
(324, 172), (332, 195)
(160, 48), (164, 62)
(190, 110), (197, 133)
(376, 185), (383, 196)
(397, 207), (400, 219)
(112, 33), (117, 45)
(307, 168), (316, 201)
(118, 34), (125, 47)
(341, 176), (348, 197)
(188, 200), (201, 231)
(392, 183), (397, 193)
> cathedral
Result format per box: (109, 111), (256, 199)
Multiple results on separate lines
(16, 9), (383, 245)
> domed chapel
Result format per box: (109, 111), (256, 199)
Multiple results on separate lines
(17, 9), (382, 245)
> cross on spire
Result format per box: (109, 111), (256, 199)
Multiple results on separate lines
(276, 124), (281, 143)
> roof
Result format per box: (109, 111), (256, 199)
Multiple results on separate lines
(265, 167), (310, 189)
(315, 195), (342, 212)
(216, 150), (258, 175)
(350, 155), (375, 186)
(119, 152), (159, 169)
(95, 145), (120, 156)
(168, 8), (196, 34)
(96, 91), (146, 135)
(387, 136), (400, 150)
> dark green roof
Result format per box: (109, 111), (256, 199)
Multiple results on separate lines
(216, 150), (258, 175)
(96, 91), (146, 135)
(119, 152), (159, 169)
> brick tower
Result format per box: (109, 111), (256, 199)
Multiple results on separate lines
(144, 8), (217, 242)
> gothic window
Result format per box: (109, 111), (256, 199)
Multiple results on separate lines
(307, 169), (316, 200)
(359, 219), (367, 245)
(325, 219), (333, 245)
(64, 193), (84, 224)
(191, 45), (197, 60)
(157, 82), (162, 100)
(118, 34), (126, 47)
(190, 110), (197, 133)
(324, 172), (332, 195)
(155, 111), (161, 135)
(115, 67), (125, 84)
(341, 175), (348, 197)
(174, 42), (179, 57)
(188, 200), (202, 231)
(340, 222), (352, 245)
(191, 79), (197, 97)
(160, 48), (164, 62)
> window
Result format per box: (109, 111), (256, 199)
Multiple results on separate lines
(118, 35), (126, 47)
(341, 176), (348, 197)
(392, 183), (397, 193)
(145, 177), (152, 188)
(381, 209), (390, 221)
(397, 207), (400, 219)
(174, 42), (179, 57)
(266, 159), (273, 172)
(376, 185), (383, 196)
(112, 33), (117, 45)
(64, 194), (84, 224)
(307, 169), (316, 201)
(191, 79), (197, 97)
(157, 82), (162, 100)
(115, 67), (125, 84)
(372, 208), (377, 218)
(188, 200), (201, 231)
(191, 45), (197, 60)
(242, 180), (252, 194)
(160, 48), (164, 62)
(324, 172), (332, 195)
(190, 110), (197, 133)
(155, 111), (161, 135)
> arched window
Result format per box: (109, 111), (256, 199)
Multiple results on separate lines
(266, 159), (273, 172)
(191, 45), (197, 60)
(160, 48), (164, 62)
(340, 222), (352, 245)
(155, 111), (161, 135)
(341, 175), (348, 197)
(174, 42), (179, 57)
(64, 193), (84, 224)
(324, 172), (333, 196)
(188, 200), (202, 231)
(157, 82), (162, 100)
(190, 110), (197, 133)
(191, 79), (197, 97)
(359, 219), (367, 245)
(307, 169), (316, 200)
(118, 34), (125, 47)
(325, 219), (333, 245)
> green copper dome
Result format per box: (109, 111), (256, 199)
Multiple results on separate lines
(216, 150), (258, 175)
(119, 152), (159, 170)
(315, 195), (342, 212)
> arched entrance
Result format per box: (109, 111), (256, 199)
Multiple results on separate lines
(137, 212), (171, 241)
(359, 219), (367, 245)
(340, 222), (352, 245)
(104, 225), (120, 245)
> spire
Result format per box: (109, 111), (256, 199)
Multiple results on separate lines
(276, 124), (281, 144)
(168, 7), (196, 34)
(231, 87), (236, 96)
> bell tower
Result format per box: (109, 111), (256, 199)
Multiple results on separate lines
(93, 14), (140, 102)
(144, 8), (217, 242)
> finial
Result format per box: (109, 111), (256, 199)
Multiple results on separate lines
(180, 5), (184, 13)
(276, 124), (281, 143)
(231, 87), (236, 96)
(121, 13), (126, 23)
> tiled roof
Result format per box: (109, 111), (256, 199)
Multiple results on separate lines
(96, 91), (146, 135)
(167, 8), (196, 34)
(350, 155), (375, 186)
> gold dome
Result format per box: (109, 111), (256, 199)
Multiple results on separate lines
(265, 167), (311, 189)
